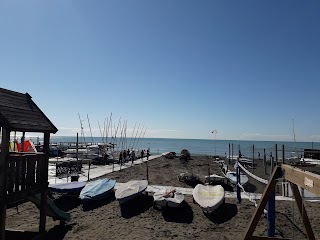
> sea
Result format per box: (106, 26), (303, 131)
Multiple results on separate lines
(35, 136), (320, 160)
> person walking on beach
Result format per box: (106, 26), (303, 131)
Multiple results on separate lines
(131, 150), (135, 164)
(119, 151), (123, 165)
(141, 149), (144, 159)
(147, 149), (150, 160)
(123, 150), (127, 163)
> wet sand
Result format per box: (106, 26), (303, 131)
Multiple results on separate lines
(6, 155), (320, 239)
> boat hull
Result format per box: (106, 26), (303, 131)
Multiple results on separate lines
(79, 178), (116, 203)
(192, 184), (225, 214)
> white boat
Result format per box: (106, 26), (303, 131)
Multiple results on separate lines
(225, 171), (248, 186)
(115, 180), (148, 204)
(192, 184), (225, 214)
(300, 158), (320, 165)
(153, 188), (184, 208)
(204, 174), (225, 184)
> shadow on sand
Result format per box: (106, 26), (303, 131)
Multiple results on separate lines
(243, 182), (257, 193)
(161, 201), (193, 224)
(45, 223), (75, 240)
(206, 202), (238, 224)
(184, 180), (203, 188)
(82, 192), (116, 211)
(52, 194), (81, 212)
(120, 194), (153, 219)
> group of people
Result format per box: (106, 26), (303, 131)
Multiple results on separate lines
(118, 149), (150, 165)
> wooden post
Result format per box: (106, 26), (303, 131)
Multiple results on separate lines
(252, 144), (255, 173)
(243, 165), (282, 239)
(76, 133), (79, 173)
(231, 143), (234, 164)
(267, 145), (276, 237)
(282, 144), (285, 164)
(275, 144), (278, 164)
(146, 160), (149, 181)
(236, 159), (241, 203)
(290, 183), (315, 240)
(0, 128), (10, 240)
(21, 132), (25, 152)
(263, 148), (266, 175)
(39, 132), (50, 234)
(228, 143), (231, 164)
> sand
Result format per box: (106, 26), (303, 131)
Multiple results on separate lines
(6, 155), (320, 239)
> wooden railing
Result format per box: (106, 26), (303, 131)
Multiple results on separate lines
(7, 153), (48, 203)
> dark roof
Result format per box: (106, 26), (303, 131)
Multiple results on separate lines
(0, 88), (58, 133)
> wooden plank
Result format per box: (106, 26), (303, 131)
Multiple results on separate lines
(21, 157), (26, 190)
(7, 157), (16, 194)
(282, 164), (320, 196)
(14, 158), (22, 193)
(39, 132), (50, 234)
(243, 165), (283, 240)
(26, 156), (36, 189)
(0, 128), (10, 240)
(290, 183), (315, 240)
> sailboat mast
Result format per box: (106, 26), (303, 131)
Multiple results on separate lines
(87, 114), (94, 144)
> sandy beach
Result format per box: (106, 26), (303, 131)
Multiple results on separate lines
(6, 155), (320, 240)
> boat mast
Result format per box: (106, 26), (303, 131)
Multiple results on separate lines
(78, 113), (86, 145)
(87, 114), (94, 144)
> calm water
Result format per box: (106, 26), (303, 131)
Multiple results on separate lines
(43, 136), (320, 159)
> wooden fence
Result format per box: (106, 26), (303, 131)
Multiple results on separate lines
(7, 153), (48, 203)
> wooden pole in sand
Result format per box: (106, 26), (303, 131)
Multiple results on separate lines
(282, 144), (285, 165)
(267, 145), (276, 237)
(0, 128), (10, 240)
(252, 144), (254, 174)
(231, 144), (234, 165)
(263, 148), (267, 175)
(275, 144), (278, 164)
(228, 143), (230, 164)
(236, 155), (241, 203)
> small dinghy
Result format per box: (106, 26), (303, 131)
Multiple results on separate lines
(115, 180), (148, 204)
(79, 178), (116, 203)
(49, 181), (86, 195)
(192, 184), (225, 214)
(204, 174), (225, 184)
(153, 188), (184, 208)
(178, 172), (199, 182)
(225, 171), (248, 185)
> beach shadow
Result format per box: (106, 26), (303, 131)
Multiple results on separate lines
(5, 230), (39, 240)
(184, 180), (203, 188)
(161, 201), (193, 224)
(243, 182), (257, 193)
(206, 203), (238, 224)
(220, 182), (234, 192)
(53, 195), (81, 212)
(45, 223), (75, 240)
(120, 194), (153, 219)
(82, 192), (115, 211)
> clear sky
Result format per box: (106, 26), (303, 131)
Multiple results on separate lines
(1, 1), (320, 141)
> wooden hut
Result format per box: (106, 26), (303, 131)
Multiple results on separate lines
(0, 88), (58, 239)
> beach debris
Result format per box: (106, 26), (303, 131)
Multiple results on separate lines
(164, 152), (176, 159)
(180, 149), (191, 160)
(178, 172), (199, 182)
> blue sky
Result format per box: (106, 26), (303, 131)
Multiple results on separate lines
(1, 1), (320, 141)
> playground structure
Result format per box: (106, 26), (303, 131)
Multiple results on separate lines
(230, 144), (320, 240)
(0, 88), (58, 239)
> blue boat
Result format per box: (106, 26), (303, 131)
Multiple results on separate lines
(49, 182), (86, 194)
(79, 178), (116, 203)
